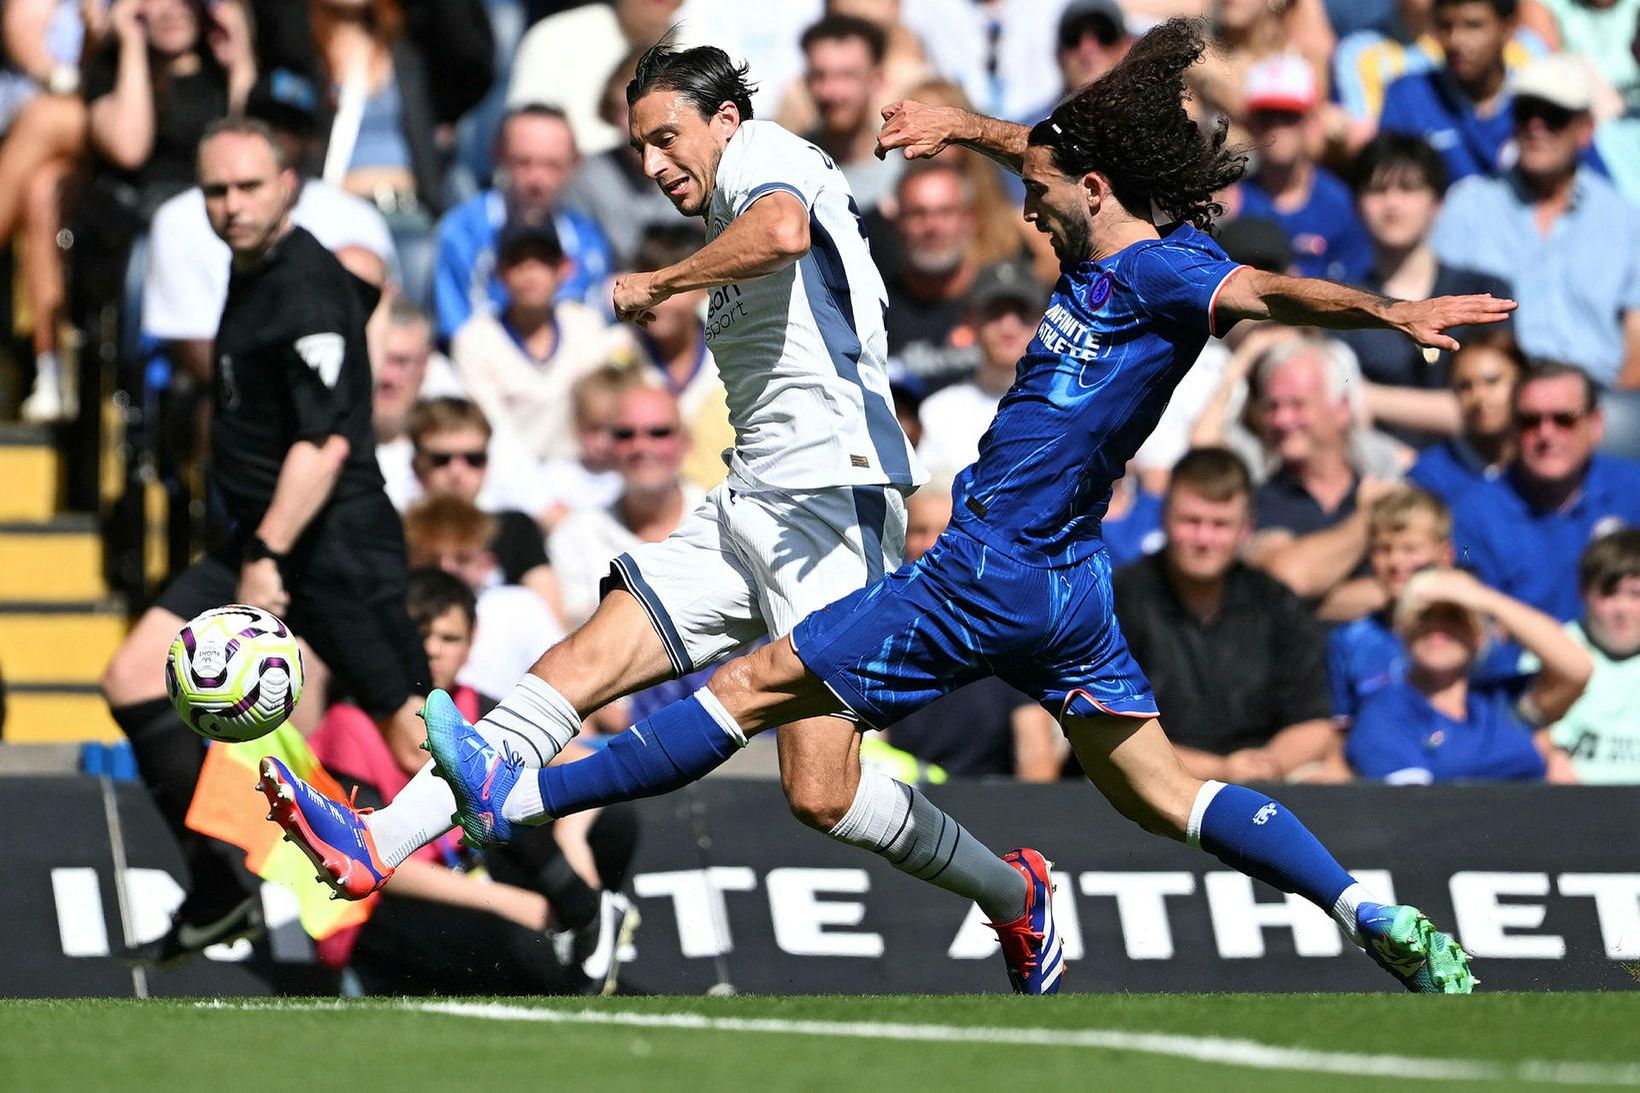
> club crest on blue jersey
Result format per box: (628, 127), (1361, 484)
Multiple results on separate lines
(1085, 272), (1113, 310)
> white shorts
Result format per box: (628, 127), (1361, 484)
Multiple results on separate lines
(605, 482), (908, 675)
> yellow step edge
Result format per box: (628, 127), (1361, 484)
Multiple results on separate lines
(0, 612), (127, 684)
(0, 531), (105, 601)
(0, 446), (57, 521)
(6, 691), (122, 744)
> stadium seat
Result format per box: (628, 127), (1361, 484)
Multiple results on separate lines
(1599, 388), (1640, 462)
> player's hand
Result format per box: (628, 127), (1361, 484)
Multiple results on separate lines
(612, 271), (665, 326)
(1224, 748), (1281, 783)
(237, 558), (289, 616)
(1389, 294), (1516, 354)
(875, 100), (960, 161)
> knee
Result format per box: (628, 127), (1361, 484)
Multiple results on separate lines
(783, 775), (853, 833)
(1105, 780), (1195, 842)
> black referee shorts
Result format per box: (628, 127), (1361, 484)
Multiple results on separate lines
(155, 492), (428, 719)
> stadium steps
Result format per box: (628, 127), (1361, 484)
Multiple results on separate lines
(0, 426), (123, 744)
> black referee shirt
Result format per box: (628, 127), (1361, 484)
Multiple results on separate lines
(211, 226), (384, 522)
(1113, 552), (1332, 756)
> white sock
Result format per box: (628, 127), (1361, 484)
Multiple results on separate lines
(827, 770), (1027, 922)
(34, 351), (59, 385)
(476, 675), (580, 767)
(501, 767), (546, 824)
(1333, 881), (1370, 946)
(362, 761), (458, 867)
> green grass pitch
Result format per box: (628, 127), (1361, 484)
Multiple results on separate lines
(4, 993), (1639, 1091)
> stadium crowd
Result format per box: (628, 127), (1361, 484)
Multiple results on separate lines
(5, 0), (1640, 982)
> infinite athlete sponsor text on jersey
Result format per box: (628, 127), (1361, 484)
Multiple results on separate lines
(1036, 301), (1103, 362)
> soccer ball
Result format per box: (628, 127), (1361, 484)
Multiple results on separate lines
(165, 604), (304, 743)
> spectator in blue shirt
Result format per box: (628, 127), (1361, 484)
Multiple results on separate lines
(1408, 332), (1523, 504)
(1335, 134), (1512, 443)
(1234, 56), (1374, 284)
(1451, 362), (1640, 620)
(433, 104), (614, 342)
(1346, 566), (1591, 782)
(1379, 0), (1518, 182)
(1329, 486), (1457, 725)
(1430, 55), (1640, 387)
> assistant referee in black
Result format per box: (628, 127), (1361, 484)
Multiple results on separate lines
(101, 117), (428, 964)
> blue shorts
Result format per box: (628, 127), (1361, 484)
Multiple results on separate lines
(791, 526), (1159, 728)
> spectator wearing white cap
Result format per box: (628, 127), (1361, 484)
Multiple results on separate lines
(1431, 54), (1640, 388)
(1234, 55), (1374, 284)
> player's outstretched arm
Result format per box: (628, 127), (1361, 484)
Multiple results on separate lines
(875, 100), (1031, 176)
(1216, 268), (1517, 353)
(612, 192), (809, 324)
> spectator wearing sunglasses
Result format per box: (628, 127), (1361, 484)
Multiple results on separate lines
(409, 398), (563, 621)
(451, 219), (635, 462)
(1450, 362), (1640, 621)
(1431, 54), (1640, 388)
(1012, 1), (1132, 128)
(548, 381), (703, 626)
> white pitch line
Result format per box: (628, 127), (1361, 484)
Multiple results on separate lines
(197, 998), (1640, 1087)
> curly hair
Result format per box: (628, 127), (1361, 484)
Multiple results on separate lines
(1027, 18), (1245, 231)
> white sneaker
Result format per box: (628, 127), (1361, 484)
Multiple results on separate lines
(19, 376), (74, 423)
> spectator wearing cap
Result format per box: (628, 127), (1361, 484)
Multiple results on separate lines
(1432, 54), (1640, 388)
(915, 260), (1041, 477)
(1013, 1), (1133, 125)
(1346, 566), (1589, 783)
(883, 160), (985, 393)
(144, 72), (398, 385)
(1234, 55), (1373, 283)
(800, 15), (902, 214)
(1334, 134), (1513, 443)
(433, 104), (615, 340)
(1451, 362), (1640, 620)
(1379, 0), (1522, 182)
(451, 219), (634, 462)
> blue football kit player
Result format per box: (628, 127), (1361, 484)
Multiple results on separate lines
(268, 22), (1511, 994)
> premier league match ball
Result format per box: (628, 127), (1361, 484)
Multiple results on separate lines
(165, 605), (304, 743)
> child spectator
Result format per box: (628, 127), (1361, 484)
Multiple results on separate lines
(1346, 567), (1592, 782)
(313, 569), (638, 995)
(1534, 530), (1640, 783)
(451, 219), (633, 462)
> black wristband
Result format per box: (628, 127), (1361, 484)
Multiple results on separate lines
(242, 535), (287, 566)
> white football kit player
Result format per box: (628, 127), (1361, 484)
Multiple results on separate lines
(610, 120), (926, 675)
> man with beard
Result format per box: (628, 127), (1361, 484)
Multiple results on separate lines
(883, 159), (988, 393)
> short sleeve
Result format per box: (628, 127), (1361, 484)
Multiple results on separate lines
(1125, 243), (1245, 337)
(282, 294), (357, 441)
(143, 193), (228, 341)
(1345, 694), (1432, 782)
(717, 124), (826, 220)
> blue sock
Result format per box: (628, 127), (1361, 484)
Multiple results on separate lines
(1191, 781), (1355, 911)
(537, 692), (744, 817)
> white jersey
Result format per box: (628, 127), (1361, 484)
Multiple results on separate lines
(704, 120), (924, 492)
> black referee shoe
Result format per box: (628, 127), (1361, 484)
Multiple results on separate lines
(119, 893), (264, 968)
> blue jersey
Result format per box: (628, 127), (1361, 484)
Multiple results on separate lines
(951, 224), (1244, 567)
(1237, 168), (1374, 283)
(1347, 680), (1547, 783)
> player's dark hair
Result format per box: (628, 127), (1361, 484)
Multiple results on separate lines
(628, 38), (757, 121)
(1027, 18), (1245, 231)
(406, 566), (478, 632)
(1579, 528), (1640, 596)
(800, 14), (888, 66)
(1515, 360), (1599, 414)
(1167, 446), (1253, 505)
(1351, 133), (1448, 198)
(1433, 0), (1516, 18)
(198, 115), (290, 172)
